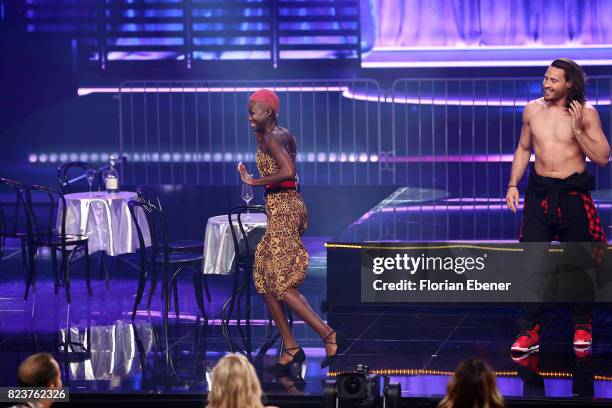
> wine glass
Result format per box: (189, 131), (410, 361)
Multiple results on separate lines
(241, 178), (254, 221)
(86, 168), (97, 194)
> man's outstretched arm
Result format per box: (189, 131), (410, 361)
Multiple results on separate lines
(506, 106), (533, 213)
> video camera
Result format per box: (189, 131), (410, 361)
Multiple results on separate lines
(323, 364), (401, 408)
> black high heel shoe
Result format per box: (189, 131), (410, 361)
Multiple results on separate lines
(276, 371), (306, 393)
(321, 330), (347, 368)
(265, 347), (306, 373)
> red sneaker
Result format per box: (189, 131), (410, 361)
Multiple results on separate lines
(574, 345), (592, 359)
(573, 323), (592, 347)
(511, 324), (540, 353)
(512, 349), (540, 371)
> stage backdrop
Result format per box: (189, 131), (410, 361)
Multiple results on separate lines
(368, 0), (612, 47)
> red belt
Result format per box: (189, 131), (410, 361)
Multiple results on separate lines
(264, 180), (297, 191)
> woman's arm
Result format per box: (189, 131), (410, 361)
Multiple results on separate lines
(238, 129), (296, 186)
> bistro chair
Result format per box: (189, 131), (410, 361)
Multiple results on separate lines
(128, 200), (207, 328)
(22, 184), (91, 303)
(0, 178), (31, 287)
(136, 185), (205, 255)
(221, 205), (270, 355)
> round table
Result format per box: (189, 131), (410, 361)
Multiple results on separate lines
(203, 213), (267, 275)
(60, 191), (150, 256)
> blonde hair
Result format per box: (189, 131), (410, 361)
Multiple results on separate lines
(437, 358), (504, 408)
(207, 353), (264, 408)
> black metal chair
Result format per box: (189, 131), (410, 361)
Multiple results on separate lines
(136, 185), (205, 254)
(128, 200), (207, 326)
(0, 178), (31, 285)
(221, 205), (268, 354)
(57, 162), (101, 194)
(22, 185), (91, 303)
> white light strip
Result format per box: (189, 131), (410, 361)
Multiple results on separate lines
(78, 86), (348, 96)
(33, 152), (610, 164)
(27, 151), (380, 164)
(32, 152), (611, 164)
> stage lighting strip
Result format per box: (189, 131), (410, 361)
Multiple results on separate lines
(78, 86), (349, 96)
(325, 243), (523, 252)
(361, 45), (612, 69)
(342, 89), (611, 106)
(27, 151), (381, 164)
(27, 151), (611, 165)
(76, 86), (611, 106)
(325, 243), (612, 251)
(327, 370), (612, 380)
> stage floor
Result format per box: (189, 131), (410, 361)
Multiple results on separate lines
(1, 236), (612, 405)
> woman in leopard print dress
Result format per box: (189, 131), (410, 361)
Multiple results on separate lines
(238, 89), (345, 370)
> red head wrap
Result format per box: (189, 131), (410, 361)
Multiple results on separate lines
(248, 89), (279, 112)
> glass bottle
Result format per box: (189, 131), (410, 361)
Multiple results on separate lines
(104, 155), (120, 193)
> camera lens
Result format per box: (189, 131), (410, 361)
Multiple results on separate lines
(343, 376), (363, 395)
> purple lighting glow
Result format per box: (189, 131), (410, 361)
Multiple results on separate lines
(362, 59), (612, 68)
(361, 45), (612, 68)
(342, 89), (611, 107)
(386, 154), (520, 162)
(132, 310), (319, 326)
(353, 199), (611, 225)
(77, 85), (611, 108)
(78, 86), (348, 96)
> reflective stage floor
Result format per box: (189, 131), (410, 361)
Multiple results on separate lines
(1, 187), (612, 406)
(1, 240), (612, 406)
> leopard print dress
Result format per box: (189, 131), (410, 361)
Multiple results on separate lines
(253, 150), (308, 300)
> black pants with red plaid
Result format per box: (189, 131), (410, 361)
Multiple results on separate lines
(518, 191), (598, 331)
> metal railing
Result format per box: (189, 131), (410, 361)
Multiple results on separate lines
(117, 79), (383, 186)
(116, 76), (611, 239)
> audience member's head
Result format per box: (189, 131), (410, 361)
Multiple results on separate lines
(206, 353), (265, 408)
(17, 353), (62, 389)
(438, 358), (504, 408)
(15, 353), (62, 408)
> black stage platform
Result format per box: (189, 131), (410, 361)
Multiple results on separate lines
(325, 187), (612, 406)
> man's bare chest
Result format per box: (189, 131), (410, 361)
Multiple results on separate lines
(530, 111), (574, 143)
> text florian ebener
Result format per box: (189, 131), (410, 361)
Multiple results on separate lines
(370, 254), (512, 292)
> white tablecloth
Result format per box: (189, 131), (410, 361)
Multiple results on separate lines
(203, 213), (267, 275)
(60, 191), (150, 256)
(61, 321), (153, 381)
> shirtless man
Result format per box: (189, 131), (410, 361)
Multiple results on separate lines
(506, 59), (610, 355)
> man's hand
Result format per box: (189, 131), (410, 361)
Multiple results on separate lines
(569, 100), (584, 133)
(506, 186), (519, 213)
(237, 162), (255, 185)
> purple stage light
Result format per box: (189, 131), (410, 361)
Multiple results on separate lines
(78, 85), (611, 108)
(343, 89), (611, 106)
(28, 151), (607, 165)
(362, 45), (612, 68)
(362, 59), (612, 68)
(78, 86), (348, 97)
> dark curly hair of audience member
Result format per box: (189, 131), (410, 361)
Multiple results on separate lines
(437, 358), (504, 408)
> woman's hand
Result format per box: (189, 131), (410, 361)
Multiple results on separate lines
(237, 162), (256, 185)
